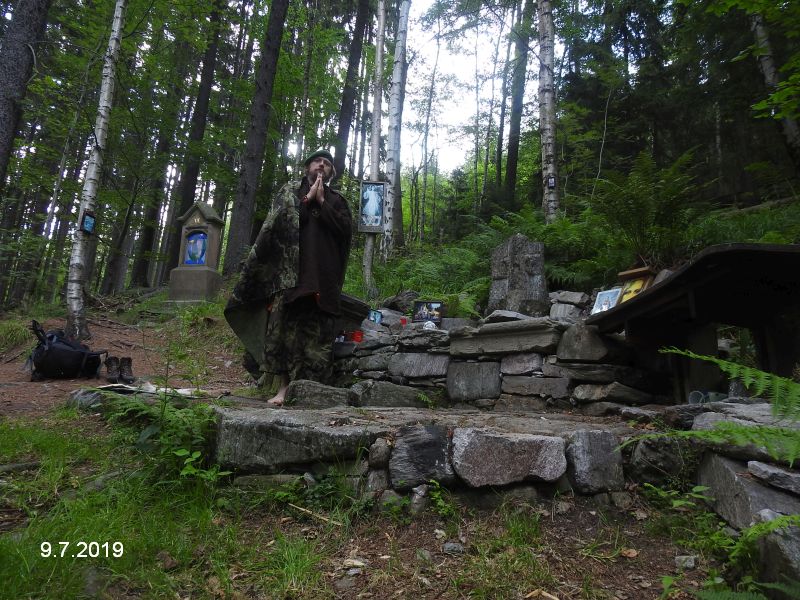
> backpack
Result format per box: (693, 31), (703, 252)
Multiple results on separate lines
(28, 320), (107, 381)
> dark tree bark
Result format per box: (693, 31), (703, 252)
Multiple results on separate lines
(129, 40), (192, 288)
(504, 0), (534, 207)
(164, 0), (224, 273)
(333, 0), (371, 179)
(223, 0), (290, 276)
(0, 0), (53, 193)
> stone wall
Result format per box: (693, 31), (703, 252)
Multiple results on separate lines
(333, 291), (672, 412)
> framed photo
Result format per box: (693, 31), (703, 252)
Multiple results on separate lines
(619, 276), (653, 304)
(184, 231), (208, 265)
(368, 309), (383, 324)
(412, 300), (444, 325)
(79, 210), (96, 235)
(590, 288), (622, 315)
(359, 181), (385, 233)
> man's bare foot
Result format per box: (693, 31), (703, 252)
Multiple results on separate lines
(267, 378), (289, 406)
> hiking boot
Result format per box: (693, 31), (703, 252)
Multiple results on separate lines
(105, 356), (120, 383)
(119, 357), (135, 384)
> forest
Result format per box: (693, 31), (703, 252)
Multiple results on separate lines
(1, 0), (799, 326)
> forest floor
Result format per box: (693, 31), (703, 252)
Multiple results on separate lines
(0, 305), (725, 599)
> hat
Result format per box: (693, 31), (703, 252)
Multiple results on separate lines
(304, 149), (334, 166)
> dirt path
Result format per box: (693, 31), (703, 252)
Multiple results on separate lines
(0, 316), (248, 419)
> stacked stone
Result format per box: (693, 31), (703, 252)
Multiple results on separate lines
(548, 290), (590, 322)
(447, 312), (669, 412)
(336, 292), (669, 412)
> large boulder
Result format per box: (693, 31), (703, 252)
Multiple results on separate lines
(451, 428), (566, 487)
(566, 430), (625, 494)
(501, 376), (571, 399)
(285, 380), (350, 408)
(556, 323), (631, 364)
(349, 380), (430, 408)
(487, 234), (549, 317)
(388, 425), (457, 490)
(697, 454), (800, 529)
(572, 382), (655, 405)
(748, 461), (800, 496)
(214, 408), (390, 473)
(501, 353), (544, 375)
(388, 353), (450, 379)
(447, 362), (501, 402)
(449, 318), (566, 357)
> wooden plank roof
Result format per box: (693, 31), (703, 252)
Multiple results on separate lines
(585, 243), (800, 333)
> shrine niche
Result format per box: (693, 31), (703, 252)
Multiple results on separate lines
(168, 202), (224, 302)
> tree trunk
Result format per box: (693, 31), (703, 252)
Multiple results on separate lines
(750, 13), (800, 171)
(362, 0), (386, 299)
(334, 0), (371, 179)
(165, 0), (223, 274)
(504, 0), (534, 207)
(223, 0), (290, 276)
(0, 0), (52, 193)
(495, 2), (517, 189)
(65, 0), (126, 340)
(381, 0), (410, 261)
(538, 0), (559, 221)
(420, 19), (441, 243)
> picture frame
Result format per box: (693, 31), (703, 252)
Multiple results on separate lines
(412, 300), (444, 325)
(358, 181), (385, 233)
(619, 276), (654, 304)
(590, 288), (622, 315)
(79, 210), (96, 235)
(368, 309), (383, 324)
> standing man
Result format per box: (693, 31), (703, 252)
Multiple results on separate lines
(225, 149), (352, 405)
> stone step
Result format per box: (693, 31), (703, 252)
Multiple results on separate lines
(213, 405), (638, 494)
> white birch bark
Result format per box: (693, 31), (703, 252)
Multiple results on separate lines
(362, 0), (385, 298)
(65, 0), (126, 339)
(538, 0), (559, 222)
(380, 0), (410, 261)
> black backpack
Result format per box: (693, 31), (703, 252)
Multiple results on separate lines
(28, 320), (107, 381)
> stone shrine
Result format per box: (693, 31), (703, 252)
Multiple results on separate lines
(168, 202), (223, 302)
(487, 233), (549, 317)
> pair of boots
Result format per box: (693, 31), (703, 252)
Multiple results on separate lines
(105, 356), (134, 384)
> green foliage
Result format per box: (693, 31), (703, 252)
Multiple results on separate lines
(256, 534), (324, 598)
(590, 152), (703, 269)
(428, 479), (457, 520)
(104, 391), (223, 485)
(0, 318), (30, 352)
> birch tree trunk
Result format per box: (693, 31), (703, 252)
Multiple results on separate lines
(538, 0), (559, 222)
(65, 0), (126, 340)
(362, 0), (385, 299)
(380, 0), (410, 262)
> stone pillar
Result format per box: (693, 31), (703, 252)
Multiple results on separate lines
(168, 202), (223, 302)
(487, 233), (549, 316)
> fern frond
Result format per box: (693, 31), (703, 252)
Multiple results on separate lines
(757, 578), (800, 597)
(693, 592), (766, 600)
(660, 347), (800, 420)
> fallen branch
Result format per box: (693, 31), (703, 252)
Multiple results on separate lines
(287, 502), (343, 527)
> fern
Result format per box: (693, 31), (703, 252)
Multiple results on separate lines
(757, 578), (800, 598)
(693, 592), (766, 600)
(660, 347), (800, 420)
